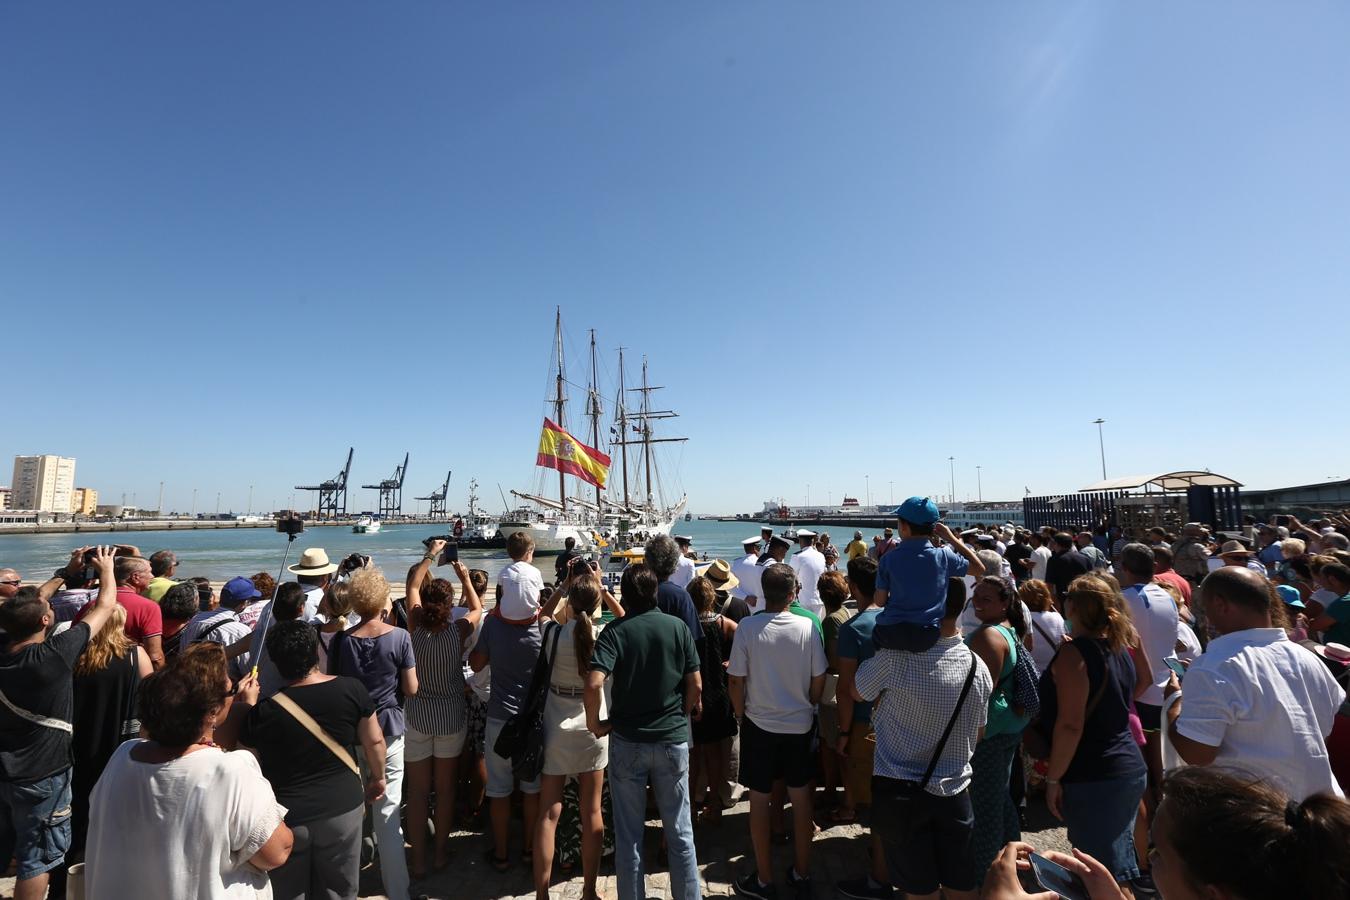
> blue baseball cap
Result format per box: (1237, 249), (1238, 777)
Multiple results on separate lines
(894, 496), (940, 526)
(1276, 584), (1305, 609)
(221, 576), (262, 605)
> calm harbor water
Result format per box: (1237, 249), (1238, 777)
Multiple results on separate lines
(1, 519), (893, 585)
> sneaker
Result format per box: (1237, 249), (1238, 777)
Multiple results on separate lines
(786, 865), (812, 900)
(836, 877), (894, 900)
(1130, 873), (1160, 897)
(734, 873), (775, 900)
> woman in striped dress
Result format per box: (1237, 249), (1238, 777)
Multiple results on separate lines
(405, 540), (483, 879)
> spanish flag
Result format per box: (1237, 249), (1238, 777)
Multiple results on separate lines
(536, 418), (611, 489)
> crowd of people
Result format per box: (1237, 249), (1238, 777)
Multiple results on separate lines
(2, 504), (1350, 900)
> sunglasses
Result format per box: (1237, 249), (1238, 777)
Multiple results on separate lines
(0, 579), (20, 586)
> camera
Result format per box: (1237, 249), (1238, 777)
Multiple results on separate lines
(275, 511), (305, 536)
(422, 536), (459, 566)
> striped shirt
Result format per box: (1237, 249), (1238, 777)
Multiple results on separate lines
(407, 623), (467, 736)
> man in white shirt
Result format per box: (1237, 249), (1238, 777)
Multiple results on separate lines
(728, 563), (827, 900)
(1029, 533), (1052, 582)
(788, 530), (826, 617)
(1167, 566), (1345, 802)
(1118, 543), (1182, 832)
(670, 535), (697, 589)
(730, 537), (763, 608)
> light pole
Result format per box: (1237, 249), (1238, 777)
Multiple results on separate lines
(806, 484), (810, 507)
(247, 485), (253, 515)
(216, 492), (221, 517)
(889, 481), (894, 505)
(948, 457), (956, 504)
(157, 481), (164, 517)
(191, 488), (197, 518)
(865, 475), (871, 509)
(976, 466), (982, 502)
(1093, 418), (1107, 480)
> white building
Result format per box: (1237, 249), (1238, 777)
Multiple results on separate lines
(11, 455), (76, 512)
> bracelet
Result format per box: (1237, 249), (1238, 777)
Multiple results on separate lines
(1046, 778), (1061, 785)
(422, 555), (436, 563)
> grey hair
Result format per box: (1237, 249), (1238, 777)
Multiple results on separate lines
(644, 534), (681, 579)
(1119, 542), (1156, 578)
(1322, 533), (1350, 551)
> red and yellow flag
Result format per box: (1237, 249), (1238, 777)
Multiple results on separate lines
(536, 418), (611, 489)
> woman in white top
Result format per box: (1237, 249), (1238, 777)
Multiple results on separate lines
(533, 569), (614, 900)
(86, 643), (292, 899)
(1019, 579), (1067, 673)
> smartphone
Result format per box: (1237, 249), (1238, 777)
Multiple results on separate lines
(438, 543), (459, 566)
(1273, 514), (1290, 527)
(1029, 851), (1090, 900)
(1164, 656), (1187, 680)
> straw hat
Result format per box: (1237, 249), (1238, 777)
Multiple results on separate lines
(703, 559), (739, 594)
(287, 548), (339, 576)
(1218, 540), (1253, 559)
(1313, 642), (1350, 665)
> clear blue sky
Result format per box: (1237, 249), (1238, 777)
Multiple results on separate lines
(4, 2), (1349, 515)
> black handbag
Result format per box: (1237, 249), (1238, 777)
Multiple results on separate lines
(493, 622), (563, 781)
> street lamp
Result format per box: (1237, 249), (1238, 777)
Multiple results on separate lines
(976, 466), (983, 502)
(948, 457), (956, 504)
(1092, 418), (1107, 480)
(865, 475), (871, 509)
(889, 481), (894, 505)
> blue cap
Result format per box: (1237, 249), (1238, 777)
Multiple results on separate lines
(1276, 584), (1305, 609)
(895, 496), (940, 525)
(221, 576), (262, 605)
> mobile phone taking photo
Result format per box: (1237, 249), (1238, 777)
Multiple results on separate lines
(438, 543), (459, 567)
(1029, 851), (1090, 900)
(1164, 656), (1187, 681)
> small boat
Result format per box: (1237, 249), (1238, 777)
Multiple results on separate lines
(352, 515), (381, 534)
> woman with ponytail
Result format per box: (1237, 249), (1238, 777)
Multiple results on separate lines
(1036, 574), (1149, 888)
(533, 568), (609, 900)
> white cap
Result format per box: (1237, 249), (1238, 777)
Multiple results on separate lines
(741, 537), (761, 546)
(497, 561), (543, 619)
(796, 530), (817, 539)
(674, 535), (693, 544)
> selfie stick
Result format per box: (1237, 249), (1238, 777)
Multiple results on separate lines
(248, 531), (300, 678)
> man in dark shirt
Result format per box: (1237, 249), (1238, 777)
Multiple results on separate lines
(554, 536), (582, 584)
(644, 534), (700, 638)
(0, 547), (118, 900)
(1045, 531), (1093, 600)
(586, 564), (701, 900)
(1003, 531), (1034, 584)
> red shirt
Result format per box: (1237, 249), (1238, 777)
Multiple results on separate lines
(74, 586), (164, 643)
(1154, 569), (1192, 606)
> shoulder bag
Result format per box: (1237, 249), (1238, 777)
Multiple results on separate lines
(492, 621), (563, 782)
(271, 690), (360, 777)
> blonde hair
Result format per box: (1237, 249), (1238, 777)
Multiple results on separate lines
(75, 603), (133, 676)
(1064, 574), (1134, 653)
(1282, 538), (1306, 558)
(1018, 579), (1055, 613)
(348, 567), (391, 620)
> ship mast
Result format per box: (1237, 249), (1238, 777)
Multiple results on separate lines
(553, 308), (567, 513)
(616, 347), (630, 511)
(641, 358), (654, 505)
(614, 355), (687, 515)
(586, 329), (604, 512)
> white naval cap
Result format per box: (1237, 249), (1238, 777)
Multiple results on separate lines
(796, 530), (817, 539)
(741, 536), (762, 546)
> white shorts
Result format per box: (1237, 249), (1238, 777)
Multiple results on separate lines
(405, 725), (467, 762)
(484, 718), (541, 798)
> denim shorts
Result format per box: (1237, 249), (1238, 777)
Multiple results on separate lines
(0, 768), (73, 880)
(484, 718), (541, 798)
(1061, 771), (1148, 882)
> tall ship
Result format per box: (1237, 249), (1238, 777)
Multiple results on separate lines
(499, 310), (687, 554)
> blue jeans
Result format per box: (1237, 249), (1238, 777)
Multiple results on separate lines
(1062, 771), (1148, 883)
(608, 736), (701, 900)
(0, 768), (72, 881)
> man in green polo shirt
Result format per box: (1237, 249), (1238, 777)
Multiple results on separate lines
(586, 564), (702, 900)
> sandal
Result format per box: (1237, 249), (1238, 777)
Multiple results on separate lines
(827, 806), (857, 825)
(482, 847), (510, 873)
